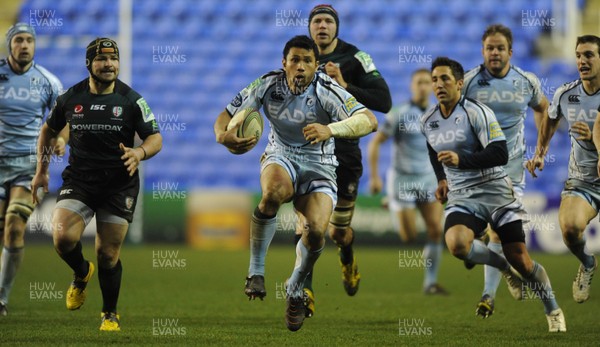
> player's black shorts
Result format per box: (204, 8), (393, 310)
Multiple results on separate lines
(56, 166), (140, 223)
(334, 142), (363, 202)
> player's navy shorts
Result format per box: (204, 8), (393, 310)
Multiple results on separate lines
(334, 144), (363, 202)
(562, 178), (600, 213)
(0, 154), (36, 200)
(56, 165), (139, 223)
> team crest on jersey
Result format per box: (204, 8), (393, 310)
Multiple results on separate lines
(455, 115), (463, 124)
(270, 91), (284, 102)
(125, 196), (134, 210)
(112, 106), (123, 117)
(306, 96), (314, 107)
(477, 79), (489, 86)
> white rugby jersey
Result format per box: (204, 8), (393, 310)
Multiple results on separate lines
(548, 79), (600, 184)
(226, 70), (365, 165)
(421, 96), (507, 191)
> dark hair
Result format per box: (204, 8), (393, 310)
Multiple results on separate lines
(283, 35), (319, 60)
(431, 57), (464, 81)
(576, 35), (600, 55)
(411, 68), (430, 78)
(482, 24), (513, 50)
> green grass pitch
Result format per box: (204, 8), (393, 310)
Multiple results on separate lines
(2, 243), (599, 346)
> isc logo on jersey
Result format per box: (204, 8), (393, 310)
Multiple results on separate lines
(90, 104), (106, 110)
(428, 129), (466, 145)
(475, 90), (525, 104)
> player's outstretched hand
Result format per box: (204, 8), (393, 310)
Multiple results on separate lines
(435, 180), (448, 204)
(120, 143), (144, 177)
(303, 123), (333, 144)
(526, 155), (544, 178)
(369, 176), (383, 195)
(438, 151), (459, 167)
(31, 172), (49, 205)
(217, 122), (257, 153)
(571, 121), (592, 141)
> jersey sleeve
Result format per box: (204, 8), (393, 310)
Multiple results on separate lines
(45, 94), (67, 132)
(48, 78), (63, 112)
(524, 71), (544, 108)
(225, 73), (272, 116)
(467, 101), (505, 147)
(548, 84), (567, 120)
(317, 75), (366, 122)
(380, 107), (400, 138)
(133, 96), (160, 139)
(461, 67), (479, 95)
(35, 66), (63, 116)
(349, 51), (392, 113)
(354, 51), (379, 77)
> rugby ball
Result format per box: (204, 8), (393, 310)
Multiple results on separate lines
(226, 107), (263, 154)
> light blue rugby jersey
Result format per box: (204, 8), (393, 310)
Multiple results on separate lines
(381, 101), (432, 175)
(226, 70), (365, 165)
(463, 65), (543, 185)
(0, 59), (62, 157)
(420, 96), (507, 191)
(549, 79), (600, 184)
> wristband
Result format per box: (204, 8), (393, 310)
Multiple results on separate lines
(138, 146), (147, 160)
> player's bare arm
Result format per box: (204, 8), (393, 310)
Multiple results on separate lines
(594, 113), (600, 177)
(214, 109), (258, 151)
(526, 115), (561, 178)
(435, 179), (448, 203)
(367, 131), (389, 194)
(50, 125), (69, 157)
(532, 97), (549, 130)
(31, 123), (58, 204)
(120, 132), (163, 177)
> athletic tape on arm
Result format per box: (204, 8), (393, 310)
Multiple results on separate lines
(327, 112), (373, 139)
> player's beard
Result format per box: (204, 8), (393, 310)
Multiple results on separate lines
(486, 59), (507, 76)
(92, 70), (118, 84)
(10, 52), (32, 68)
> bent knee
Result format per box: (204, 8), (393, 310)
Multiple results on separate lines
(96, 247), (120, 267)
(445, 229), (470, 259)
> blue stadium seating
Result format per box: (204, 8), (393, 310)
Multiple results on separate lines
(18, 0), (578, 197)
